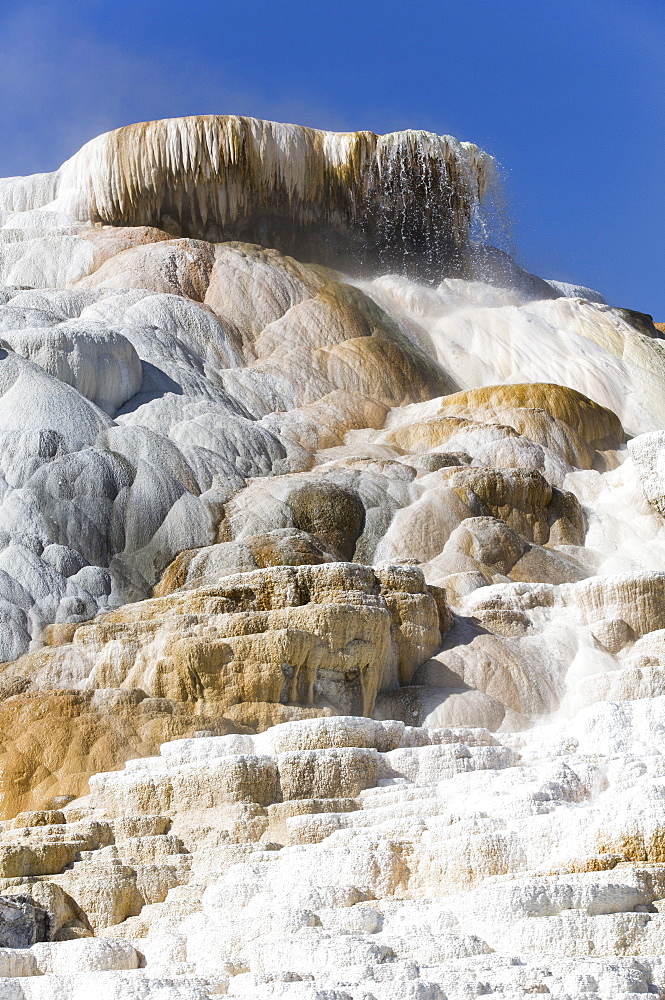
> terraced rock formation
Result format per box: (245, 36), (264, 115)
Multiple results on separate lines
(0, 116), (662, 997)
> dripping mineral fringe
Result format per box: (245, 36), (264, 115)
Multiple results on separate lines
(0, 115), (495, 274)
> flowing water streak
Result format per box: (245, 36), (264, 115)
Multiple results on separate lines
(0, 116), (495, 272)
(355, 272), (665, 435)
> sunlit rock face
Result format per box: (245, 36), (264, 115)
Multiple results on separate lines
(0, 116), (664, 997)
(0, 115), (493, 276)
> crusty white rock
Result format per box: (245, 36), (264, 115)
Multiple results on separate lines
(0, 115), (662, 999)
(0, 706), (663, 997)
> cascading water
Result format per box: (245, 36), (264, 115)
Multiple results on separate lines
(0, 115), (495, 277)
(0, 113), (663, 996)
(364, 130), (496, 277)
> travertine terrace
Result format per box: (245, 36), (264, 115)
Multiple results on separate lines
(0, 116), (663, 998)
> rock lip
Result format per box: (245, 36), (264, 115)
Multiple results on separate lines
(0, 115), (494, 276)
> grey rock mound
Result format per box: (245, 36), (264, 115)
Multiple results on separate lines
(0, 895), (49, 948)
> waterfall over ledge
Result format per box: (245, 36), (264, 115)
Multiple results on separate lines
(0, 115), (494, 274)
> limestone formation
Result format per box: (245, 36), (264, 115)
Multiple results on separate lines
(0, 115), (662, 997)
(0, 116), (493, 275)
(0, 689), (245, 820)
(0, 710), (664, 996)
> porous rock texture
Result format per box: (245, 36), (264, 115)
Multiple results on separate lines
(2, 711), (665, 998)
(0, 116), (663, 997)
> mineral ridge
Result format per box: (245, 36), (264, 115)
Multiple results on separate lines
(0, 116), (662, 998)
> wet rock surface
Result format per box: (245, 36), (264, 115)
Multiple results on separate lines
(0, 115), (662, 997)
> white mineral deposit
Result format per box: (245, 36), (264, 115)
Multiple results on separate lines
(0, 115), (662, 999)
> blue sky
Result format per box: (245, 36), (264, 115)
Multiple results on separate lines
(0, 0), (663, 316)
